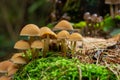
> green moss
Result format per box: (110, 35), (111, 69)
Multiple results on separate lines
(14, 57), (116, 80)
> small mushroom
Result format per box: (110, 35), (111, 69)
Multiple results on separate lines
(20, 24), (40, 44)
(83, 12), (91, 27)
(96, 16), (103, 27)
(53, 20), (73, 32)
(31, 40), (44, 59)
(40, 27), (57, 57)
(0, 60), (13, 74)
(91, 14), (98, 24)
(10, 53), (23, 59)
(69, 33), (83, 57)
(83, 12), (91, 21)
(57, 30), (70, 57)
(14, 40), (30, 62)
(7, 64), (19, 76)
(10, 55), (27, 65)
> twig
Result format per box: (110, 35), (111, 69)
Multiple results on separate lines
(27, 73), (32, 80)
(77, 65), (82, 80)
(97, 76), (99, 80)
(104, 61), (120, 80)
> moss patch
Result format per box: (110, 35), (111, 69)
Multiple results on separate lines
(14, 57), (116, 80)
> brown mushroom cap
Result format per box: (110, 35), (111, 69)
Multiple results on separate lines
(83, 12), (91, 21)
(0, 60), (13, 73)
(40, 27), (57, 39)
(20, 24), (40, 36)
(11, 53), (23, 59)
(69, 33), (83, 41)
(10, 56), (27, 64)
(105, 0), (120, 4)
(14, 40), (30, 50)
(7, 64), (18, 76)
(0, 76), (11, 80)
(31, 40), (44, 49)
(57, 30), (70, 39)
(53, 20), (73, 30)
(91, 14), (98, 23)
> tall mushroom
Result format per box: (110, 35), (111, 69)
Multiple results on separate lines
(69, 33), (83, 57)
(14, 40), (30, 62)
(20, 24), (40, 44)
(40, 27), (57, 57)
(31, 40), (44, 59)
(53, 20), (73, 33)
(105, 0), (120, 18)
(57, 30), (70, 57)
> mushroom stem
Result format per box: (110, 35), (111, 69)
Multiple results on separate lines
(43, 35), (50, 57)
(61, 39), (67, 57)
(31, 48), (36, 60)
(71, 41), (76, 57)
(115, 5), (119, 15)
(110, 4), (114, 18)
(29, 36), (35, 45)
(36, 49), (39, 58)
(43, 39), (47, 57)
(46, 34), (50, 52)
(23, 50), (29, 62)
(33, 48), (39, 59)
(29, 36), (36, 59)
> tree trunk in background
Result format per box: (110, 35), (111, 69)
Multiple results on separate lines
(0, 3), (17, 41)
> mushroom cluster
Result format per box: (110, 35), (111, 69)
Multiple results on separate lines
(0, 54), (26, 80)
(0, 20), (84, 79)
(83, 12), (103, 36)
(13, 20), (83, 59)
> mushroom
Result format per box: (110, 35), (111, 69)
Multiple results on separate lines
(0, 60), (13, 74)
(14, 40), (30, 62)
(90, 14), (98, 35)
(7, 64), (19, 76)
(31, 40), (44, 59)
(83, 12), (91, 21)
(69, 33), (83, 57)
(83, 12), (91, 27)
(20, 24), (40, 44)
(105, 0), (114, 18)
(91, 14), (98, 24)
(57, 30), (70, 57)
(0, 76), (11, 80)
(105, 0), (120, 18)
(10, 53), (23, 59)
(40, 27), (57, 57)
(53, 20), (73, 33)
(10, 55), (27, 65)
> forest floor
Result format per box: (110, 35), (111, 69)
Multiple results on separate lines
(75, 37), (120, 64)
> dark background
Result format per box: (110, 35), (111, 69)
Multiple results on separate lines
(0, 0), (117, 60)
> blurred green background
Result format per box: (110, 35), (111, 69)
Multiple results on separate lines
(0, 0), (119, 60)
